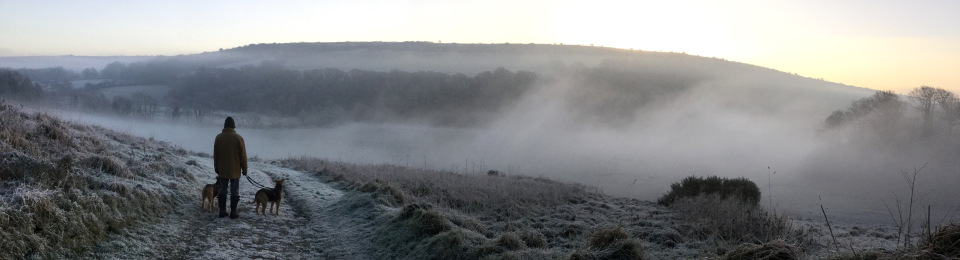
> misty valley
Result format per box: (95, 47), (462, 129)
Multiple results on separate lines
(2, 42), (958, 259)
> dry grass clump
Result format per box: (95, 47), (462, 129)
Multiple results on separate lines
(0, 101), (200, 258)
(919, 223), (960, 258)
(0, 151), (52, 181)
(569, 226), (647, 260)
(359, 178), (408, 207)
(670, 195), (798, 246)
(34, 113), (71, 142)
(519, 229), (549, 249)
(394, 203), (453, 237)
(497, 232), (527, 251)
(723, 240), (799, 260)
(82, 155), (130, 178)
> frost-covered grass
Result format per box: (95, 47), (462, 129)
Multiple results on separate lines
(0, 101), (199, 259)
(282, 157), (670, 259)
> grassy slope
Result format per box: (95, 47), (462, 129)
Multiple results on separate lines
(283, 158), (684, 259)
(0, 101), (199, 258)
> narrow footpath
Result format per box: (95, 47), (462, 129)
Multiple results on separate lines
(83, 157), (384, 259)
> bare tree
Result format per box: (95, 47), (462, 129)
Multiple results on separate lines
(131, 92), (158, 116)
(909, 86), (937, 135)
(933, 88), (958, 121)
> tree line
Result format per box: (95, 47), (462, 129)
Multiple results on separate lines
(167, 65), (537, 126)
(823, 86), (960, 139)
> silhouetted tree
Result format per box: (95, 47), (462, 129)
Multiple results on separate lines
(82, 68), (99, 79)
(0, 69), (44, 99)
(933, 88), (957, 121)
(823, 90), (901, 129)
(100, 62), (127, 79)
(131, 92), (158, 116)
(909, 86), (953, 136)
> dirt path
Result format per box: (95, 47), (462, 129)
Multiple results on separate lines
(82, 157), (379, 259)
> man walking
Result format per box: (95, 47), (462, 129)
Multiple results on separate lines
(214, 116), (248, 219)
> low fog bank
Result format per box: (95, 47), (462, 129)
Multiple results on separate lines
(0, 56), (153, 71)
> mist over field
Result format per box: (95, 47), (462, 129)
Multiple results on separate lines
(8, 42), (960, 225)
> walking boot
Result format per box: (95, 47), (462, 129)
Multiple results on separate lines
(218, 197), (228, 218)
(229, 196), (240, 219)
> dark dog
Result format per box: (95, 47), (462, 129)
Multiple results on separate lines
(254, 179), (285, 215)
(201, 179), (220, 212)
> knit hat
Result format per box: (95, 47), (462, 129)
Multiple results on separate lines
(224, 116), (236, 129)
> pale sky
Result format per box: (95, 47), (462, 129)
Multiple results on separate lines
(0, 0), (957, 93)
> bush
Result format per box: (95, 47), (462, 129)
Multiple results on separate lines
(657, 176), (760, 206)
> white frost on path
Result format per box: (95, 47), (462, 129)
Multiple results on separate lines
(82, 156), (377, 259)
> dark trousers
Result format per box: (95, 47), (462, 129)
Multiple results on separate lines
(218, 177), (240, 214)
(218, 177), (239, 199)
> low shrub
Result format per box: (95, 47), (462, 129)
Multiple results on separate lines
(657, 176), (760, 206)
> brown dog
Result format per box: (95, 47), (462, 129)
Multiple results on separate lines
(254, 179), (285, 215)
(201, 179), (220, 212)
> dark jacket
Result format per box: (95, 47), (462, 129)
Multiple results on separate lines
(214, 128), (247, 179)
